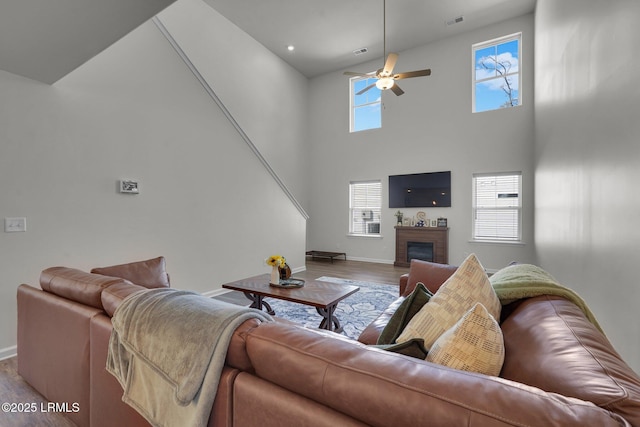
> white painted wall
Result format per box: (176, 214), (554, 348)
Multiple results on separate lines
(0, 1), (307, 356)
(158, 0), (310, 213)
(534, 0), (640, 373)
(307, 14), (536, 272)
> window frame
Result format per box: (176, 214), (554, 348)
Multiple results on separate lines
(472, 32), (522, 113)
(348, 180), (382, 237)
(471, 172), (522, 243)
(349, 76), (382, 133)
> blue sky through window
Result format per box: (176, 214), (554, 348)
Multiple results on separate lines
(352, 78), (381, 132)
(474, 36), (520, 113)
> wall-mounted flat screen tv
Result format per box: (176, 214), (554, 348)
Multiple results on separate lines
(389, 171), (451, 208)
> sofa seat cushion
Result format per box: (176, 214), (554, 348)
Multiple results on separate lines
(40, 266), (132, 310)
(500, 295), (640, 426)
(91, 256), (170, 288)
(396, 254), (501, 349)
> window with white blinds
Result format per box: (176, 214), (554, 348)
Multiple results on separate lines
(472, 172), (522, 241)
(349, 181), (382, 236)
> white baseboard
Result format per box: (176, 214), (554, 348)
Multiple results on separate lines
(0, 345), (17, 361)
(345, 256), (395, 265)
(201, 288), (229, 298)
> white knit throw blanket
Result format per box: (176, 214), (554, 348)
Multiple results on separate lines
(107, 288), (272, 427)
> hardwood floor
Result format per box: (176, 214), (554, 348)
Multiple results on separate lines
(293, 258), (409, 285)
(0, 356), (76, 427)
(0, 259), (407, 427)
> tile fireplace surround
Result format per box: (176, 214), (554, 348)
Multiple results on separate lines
(394, 226), (449, 267)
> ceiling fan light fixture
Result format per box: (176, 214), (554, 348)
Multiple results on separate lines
(376, 76), (394, 90)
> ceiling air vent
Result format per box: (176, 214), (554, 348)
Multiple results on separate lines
(446, 16), (464, 26)
(353, 47), (368, 56)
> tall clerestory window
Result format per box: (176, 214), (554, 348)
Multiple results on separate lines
(349, 76), (382, 132)
(472, 33), (521, 113)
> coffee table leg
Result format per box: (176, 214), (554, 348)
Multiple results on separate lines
(316, 304), (342, 333)
(242, 292), (275, 315)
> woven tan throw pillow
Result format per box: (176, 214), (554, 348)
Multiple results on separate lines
(395, 253), (501, 349)
(426, 302), (505, 376)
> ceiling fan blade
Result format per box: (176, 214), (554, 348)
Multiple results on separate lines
(343, 71), (376, 77)
(382, 53), (398, 76)
(390, 84), (404, 96)
(394, 69), (432, 80)
(356, 83), (377, 96)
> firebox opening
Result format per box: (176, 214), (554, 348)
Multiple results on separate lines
(407, 241), (434, 263)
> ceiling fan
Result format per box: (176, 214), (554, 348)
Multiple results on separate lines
(343, 0), (431, 96)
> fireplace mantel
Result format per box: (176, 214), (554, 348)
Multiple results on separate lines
(394, 226), (449, 267)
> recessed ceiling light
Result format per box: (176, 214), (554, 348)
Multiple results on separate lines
(287, 45), (295, 52)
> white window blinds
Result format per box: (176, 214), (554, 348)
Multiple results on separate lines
(349, 181), (382, 235)
(472, 172), (522, 241)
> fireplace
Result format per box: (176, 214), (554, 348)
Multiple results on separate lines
(407, 241), (434, 263)
(394, 226), (448, 267)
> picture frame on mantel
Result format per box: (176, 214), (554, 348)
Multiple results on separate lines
(430, 219), (437, 227)
(437, 218), (448, 227)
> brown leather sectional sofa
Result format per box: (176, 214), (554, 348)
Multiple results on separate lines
(16, 257), (640, 426)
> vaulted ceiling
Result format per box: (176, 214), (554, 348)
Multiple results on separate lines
(0, 0), (535, 84)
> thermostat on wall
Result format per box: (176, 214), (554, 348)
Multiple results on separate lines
(120, 180), (139, 194)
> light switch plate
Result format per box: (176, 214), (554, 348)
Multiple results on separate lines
(5, 217), (27, 232)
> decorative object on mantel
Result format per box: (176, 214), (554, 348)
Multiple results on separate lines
(415, 211), (427, 227)
(437, 218), (448, 227)
(266, 254), (287, 285)
(394, 210), (404, 225)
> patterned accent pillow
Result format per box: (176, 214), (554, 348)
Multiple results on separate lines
(395, 253), (500, 349)
(426, 302), (505, 376)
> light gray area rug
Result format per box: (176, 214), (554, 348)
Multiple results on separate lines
(267, 276), (398, 339)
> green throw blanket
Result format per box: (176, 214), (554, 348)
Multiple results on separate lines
(490, 263), (604, 334)
(107, 288), (272, 427)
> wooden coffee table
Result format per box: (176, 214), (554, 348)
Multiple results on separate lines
(222, 274), (359, 333)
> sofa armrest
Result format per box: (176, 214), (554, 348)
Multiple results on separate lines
(245, 322), (628, 427)
(398, 274), (409, 296)
(357, 297), (405, 344)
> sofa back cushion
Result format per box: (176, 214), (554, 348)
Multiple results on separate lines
(100, 282), (147, 317)
(40, 267), (131, 310)
(245, 322), (629, 427)
(501, 295), (640, 426)
(91, 256), (170, 289)
(403, 259), (458, 296)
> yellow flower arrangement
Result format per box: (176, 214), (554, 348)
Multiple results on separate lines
(266, 255), (286, 268)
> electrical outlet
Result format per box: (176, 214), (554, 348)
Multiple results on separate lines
(5, 217), (27, 232)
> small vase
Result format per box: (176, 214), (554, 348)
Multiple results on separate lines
(270, 265), (280, 285)
(279, 263), (291, 280)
